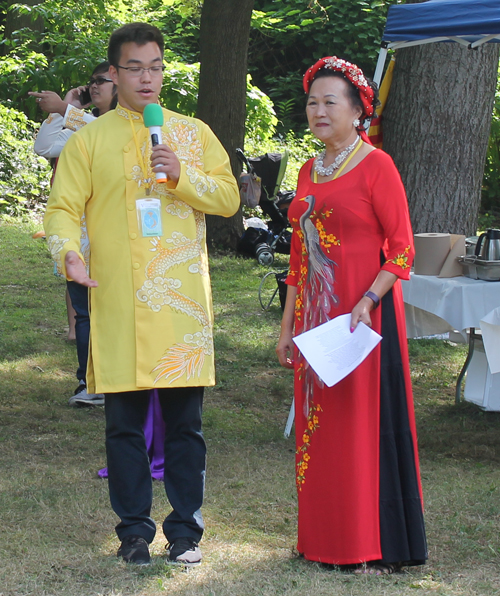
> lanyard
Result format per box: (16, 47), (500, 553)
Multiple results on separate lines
(125, 108), (152, 193)
(313, 138), (363, 183)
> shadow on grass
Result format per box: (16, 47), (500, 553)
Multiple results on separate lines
(408, 338), (500, 465)
(3, 222), (500, 595)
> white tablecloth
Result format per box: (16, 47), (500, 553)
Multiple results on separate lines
(400, 274), (500, 337)
(400, 274), (500, 410)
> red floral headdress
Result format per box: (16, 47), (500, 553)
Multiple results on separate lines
(303, 56), (375, 120)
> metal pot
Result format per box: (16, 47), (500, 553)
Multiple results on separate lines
(465, 236), (479, 255)
(475, 229), (500, 261)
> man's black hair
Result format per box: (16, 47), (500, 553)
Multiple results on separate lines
(108, 23), (164, 67)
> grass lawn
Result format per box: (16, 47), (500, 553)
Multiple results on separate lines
(1, 217), (500, 596)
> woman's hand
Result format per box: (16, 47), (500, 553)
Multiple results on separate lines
(350, 271), (398, 332)
(64, 86), (92, 109)
(276, 329), (295, 369)
(350, 296), (374, 332)
(276, 284), (297, 368)
(28, 90), (67, 115)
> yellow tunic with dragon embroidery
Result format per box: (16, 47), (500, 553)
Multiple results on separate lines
(44, 105), (240, 394)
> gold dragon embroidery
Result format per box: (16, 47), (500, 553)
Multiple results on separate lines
(47, 234), (70, 274)
(136, 208), (213, 383)
(129, 114), (217, 384)
(135, 197), (212, 384)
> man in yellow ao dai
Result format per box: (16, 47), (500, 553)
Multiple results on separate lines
(44, 23), (240, 566)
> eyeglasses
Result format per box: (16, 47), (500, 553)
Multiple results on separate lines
(88, 77), (113, 86)
(116, 65), (166, 76)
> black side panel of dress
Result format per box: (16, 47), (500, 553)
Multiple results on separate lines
(378, 285), (428, 564)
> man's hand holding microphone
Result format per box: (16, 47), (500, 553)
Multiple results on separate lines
(144, 103), (180, 184)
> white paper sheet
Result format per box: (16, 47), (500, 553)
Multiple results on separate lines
(284, 397), (295, 438)
(292, 314), (382, 387)
(480, 307), (500, 374)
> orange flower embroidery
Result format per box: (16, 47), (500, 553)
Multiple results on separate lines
(313, 218), (340, 251)
(297, 362), (306, 381)
(386, 245), (411, 270)
(296, 403), (322, 490)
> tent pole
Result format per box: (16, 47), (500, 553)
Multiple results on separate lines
(373, 46), (388, 87)
(470, 34), (500, 48)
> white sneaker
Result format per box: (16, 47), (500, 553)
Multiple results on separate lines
(166, 537), (202, 566)
(68, 381), (105, 407)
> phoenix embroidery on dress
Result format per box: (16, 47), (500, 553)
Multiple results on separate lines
(296, 195), (340, 412)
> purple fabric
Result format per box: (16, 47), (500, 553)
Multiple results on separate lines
(98, 389), (165, 480)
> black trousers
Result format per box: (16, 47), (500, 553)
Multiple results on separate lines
(66, 281), (89, 383)
(105, 387), (206, 544)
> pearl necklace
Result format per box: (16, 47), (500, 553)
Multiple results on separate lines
(314, 136), (360, 177)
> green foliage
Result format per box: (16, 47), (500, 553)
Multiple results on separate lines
(161, 61), (199, 115)
(154, 0), (201, 63)
(0, 0), (201, 120)
(161, 64), (277, 143)
(481, 66), (500, 228)
(249, 0), (398, 132)
(252, 0), (396, 73)
(1, 0), (276, 140)
(246, 75), (278, 144)
(0, 105), (51, 216)
(162, 64), (277, 142)
(274, 97), (298, 135)
(1, 0), (120, 119)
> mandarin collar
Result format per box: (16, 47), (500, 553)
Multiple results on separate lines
(116, 104), (143, 122)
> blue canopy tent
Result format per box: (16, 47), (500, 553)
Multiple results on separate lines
(374, 0), (500, 85)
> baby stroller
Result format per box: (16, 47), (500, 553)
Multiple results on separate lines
(236, 147), (295, 266)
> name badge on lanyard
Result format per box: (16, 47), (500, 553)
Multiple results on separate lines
(136, 198), (163, 237)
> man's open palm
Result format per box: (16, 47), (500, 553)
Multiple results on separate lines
(65, 250), (98, 287)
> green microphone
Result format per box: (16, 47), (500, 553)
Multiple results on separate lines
(143, 103), (167, 183)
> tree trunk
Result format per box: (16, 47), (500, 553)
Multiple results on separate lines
(383, 38), (499, 235)
(197, 0), (255, 250)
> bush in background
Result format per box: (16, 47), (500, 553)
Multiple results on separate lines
(0, 105), (51, 217)
(481, 65), (500, 229)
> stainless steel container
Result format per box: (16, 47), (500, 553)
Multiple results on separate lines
(475, 229), (500, 260)
(458, 255), (500, 281)
(465, 236), (479, 255)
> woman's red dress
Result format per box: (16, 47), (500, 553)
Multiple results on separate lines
(286, 149), (427, 565)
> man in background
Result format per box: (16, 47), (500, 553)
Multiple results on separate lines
(30, 62), (115, 407)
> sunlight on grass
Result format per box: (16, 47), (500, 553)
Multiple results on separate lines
(2, 219), (500, 595)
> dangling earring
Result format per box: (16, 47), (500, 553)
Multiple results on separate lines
(353, 118), (360, 128)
